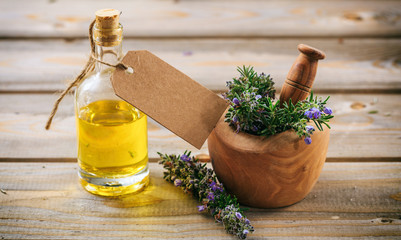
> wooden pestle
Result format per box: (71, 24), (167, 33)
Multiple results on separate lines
(279, 44), (325, 106)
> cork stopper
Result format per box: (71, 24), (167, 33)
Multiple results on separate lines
(95, 9), (120, 29)
(94, 9), (122, 47)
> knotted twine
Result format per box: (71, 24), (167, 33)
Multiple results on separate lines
(45, 19), (129, 130)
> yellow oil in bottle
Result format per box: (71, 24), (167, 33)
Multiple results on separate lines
(76, 99), (149, 196)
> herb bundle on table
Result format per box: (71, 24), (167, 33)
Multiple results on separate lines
(158, 151), (254, 239)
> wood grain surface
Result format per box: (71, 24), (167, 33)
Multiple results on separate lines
(0, 93), (400, 161)
(1, 0), (400, 238)
(0, 162), (400, 239)
(1, 39), (400, 92)
(1, 0), (400, 38)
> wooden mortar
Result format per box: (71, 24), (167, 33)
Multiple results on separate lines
(208, 114), (330, 208)
(208, 44), (328, 208)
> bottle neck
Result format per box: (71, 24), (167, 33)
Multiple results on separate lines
(93, 24), (123, 72)
(94, 43), (123, 72)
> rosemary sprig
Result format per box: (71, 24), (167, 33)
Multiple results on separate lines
(158, 151), (254, 239)
(223, 66), (334, 145)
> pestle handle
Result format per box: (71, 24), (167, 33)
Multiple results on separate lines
(279, 44), (325, 106)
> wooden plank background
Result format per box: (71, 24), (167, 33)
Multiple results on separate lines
(0, 0), (400, 239)
(0, 93), (400, 160)
(1, 0), (400, 38)
(1, 39), (401, 92)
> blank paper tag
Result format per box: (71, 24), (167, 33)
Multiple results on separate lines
(111, 50), (228, 149)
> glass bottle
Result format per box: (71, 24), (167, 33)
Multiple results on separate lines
(75, 9), (149, 196)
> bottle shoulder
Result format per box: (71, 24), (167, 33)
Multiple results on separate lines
(75, 67), (145, 120)
(77, 68), (114, 92)
(75, 68), (119, 107)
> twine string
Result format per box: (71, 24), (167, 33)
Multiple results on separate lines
(45, 19), (129, 130)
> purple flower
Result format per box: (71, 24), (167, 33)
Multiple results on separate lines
(197, 205), (206, 212)
(235, 212), (242, 219)
(233, 116), (239, 123)
(304, 137), (312, 145)
(243, 229), (249, 235)
(207, 192), (215, 201)
(210, 181), (223, 192)
(255, 95), (262, 100)
(324, 107), (333, 115)
(304, 110), (312, 119)
(304, 107), (321, 119)
(180, 154), (191, 162)
(252, 125), (258, 132)
(312, 108), (322, 118)
(210, 181), (217, 191)
(245, 218), (250, 224)
(305, 125), (314, 133)
(233, 98), (240, 105)
(174, 179), (182, 187)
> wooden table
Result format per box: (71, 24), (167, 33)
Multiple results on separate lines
(1, 0), (400, 239)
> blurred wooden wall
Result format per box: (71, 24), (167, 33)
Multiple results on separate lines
(0, 0), (400, 160)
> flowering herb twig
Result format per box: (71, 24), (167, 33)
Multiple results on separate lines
(223, 66), (334, 145)
(158, 151), (254, 239)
